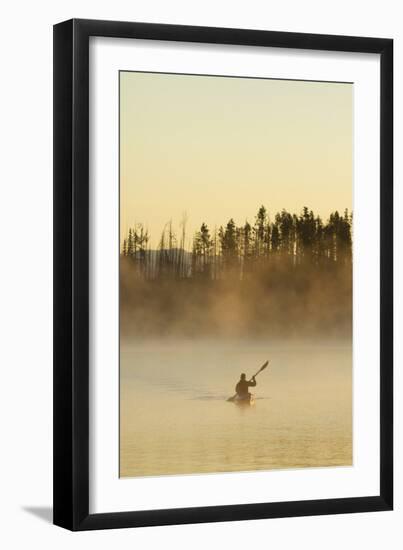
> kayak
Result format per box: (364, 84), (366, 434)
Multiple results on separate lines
(227, 394), (255, 406)
(227, 361), (269, 406)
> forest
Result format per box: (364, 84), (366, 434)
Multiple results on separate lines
(120, 206), (353, 340)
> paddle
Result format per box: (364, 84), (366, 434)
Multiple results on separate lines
(227, 360), (270, 402)
(252, 360), (269, 378)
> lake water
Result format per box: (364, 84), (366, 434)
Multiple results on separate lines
(120, 339), (352, 478)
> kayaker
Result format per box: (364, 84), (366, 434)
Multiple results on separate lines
(235, 373), (257, 400)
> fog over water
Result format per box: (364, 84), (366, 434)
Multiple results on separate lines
(120, 253), (352, 341)
(120, 339), (352, 478)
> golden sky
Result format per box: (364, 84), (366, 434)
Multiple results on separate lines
(120, 71), (352, 248)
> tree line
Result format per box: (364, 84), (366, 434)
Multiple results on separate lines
(121, 206), (352, 281)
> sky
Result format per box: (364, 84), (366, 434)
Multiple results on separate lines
(120, 71), (352, 249)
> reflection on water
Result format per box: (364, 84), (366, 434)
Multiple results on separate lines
(120, 340), (352, 478)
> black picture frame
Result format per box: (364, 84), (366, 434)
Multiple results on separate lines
(53, 18), (393, 531)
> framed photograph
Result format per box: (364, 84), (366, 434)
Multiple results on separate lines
(53, 19), (393, 530)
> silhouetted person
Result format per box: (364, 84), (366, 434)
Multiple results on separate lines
(235, 373), (256, 399)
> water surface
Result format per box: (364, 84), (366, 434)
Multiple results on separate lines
(120, 340), (352, 477)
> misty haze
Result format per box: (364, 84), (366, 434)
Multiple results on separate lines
(119, 71), (353, 478)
